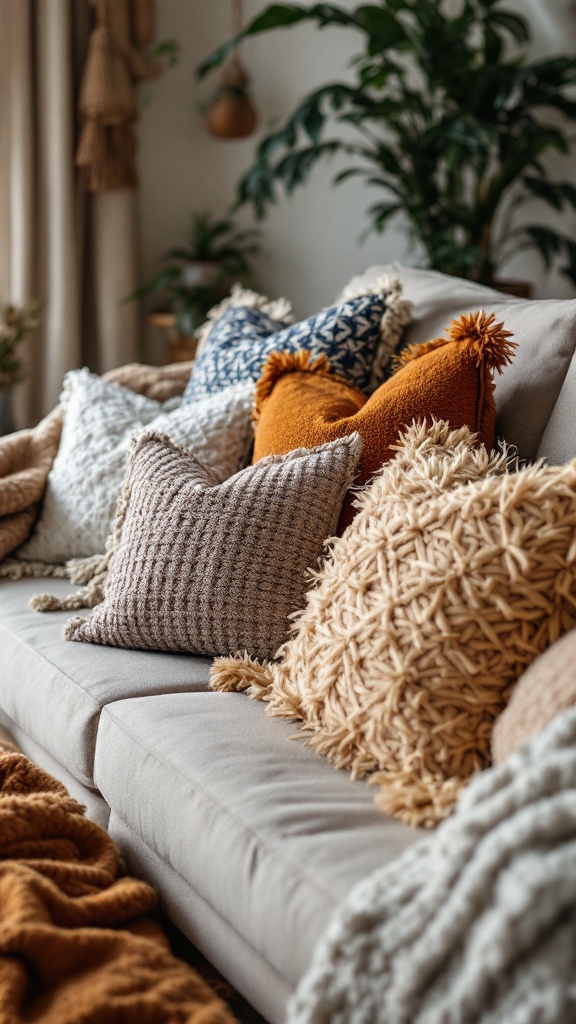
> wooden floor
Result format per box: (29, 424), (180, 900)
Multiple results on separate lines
(162, 915), (270, 1024)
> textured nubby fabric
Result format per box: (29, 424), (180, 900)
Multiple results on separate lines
(492, 629), (576, 764)
(211, 420), (576, 828)
(253, 311), (515, 530)
(20, 370), (255, 564)
(66, 431), (362, 660)
(0, 360), (193, 563)
(287, 707), (576, 1024)
(184, 277), (412, 401)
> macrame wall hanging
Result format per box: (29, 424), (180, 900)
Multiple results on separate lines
(76, 0), (161, 191)
(206, 0), (258, 139)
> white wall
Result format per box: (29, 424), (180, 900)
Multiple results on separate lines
(138, 0), (576, 360)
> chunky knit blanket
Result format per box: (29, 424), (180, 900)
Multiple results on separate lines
(288, 707), (576, 1024)
(0, 747), (235, 1023)
(0, 361), (193, 562)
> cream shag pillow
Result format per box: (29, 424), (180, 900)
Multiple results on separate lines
(65, 431), (362, 661)
(210, 420), (576, 828)
(19, 369), (255, 563)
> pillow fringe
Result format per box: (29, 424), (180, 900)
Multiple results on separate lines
(252, 350), (360, 422)
(340, 274), (413, 388)
(371, 768), (469, 830)
(31, 551), (111, 613)
(0, 558), (70, 583)
(195, 284), (294, 354)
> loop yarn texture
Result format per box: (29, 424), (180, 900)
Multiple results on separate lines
(19, 370), (255, 564)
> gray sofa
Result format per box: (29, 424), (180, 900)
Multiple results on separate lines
(1, 264), (576, 1024)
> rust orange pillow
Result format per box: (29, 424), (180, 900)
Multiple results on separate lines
(252, 311), (516, 529)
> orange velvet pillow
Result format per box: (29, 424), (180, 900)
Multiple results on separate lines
(253, 312), (516, 529)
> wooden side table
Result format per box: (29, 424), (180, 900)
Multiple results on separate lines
(148, 313), (199, 364)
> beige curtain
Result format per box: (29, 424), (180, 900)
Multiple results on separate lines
(0, 0), (140, 428)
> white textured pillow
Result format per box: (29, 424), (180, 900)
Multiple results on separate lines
(20, 369), (254, 563)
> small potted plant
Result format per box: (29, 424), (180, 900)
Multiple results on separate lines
(0, 300), (41, 435)
(140, 211), (261, 360)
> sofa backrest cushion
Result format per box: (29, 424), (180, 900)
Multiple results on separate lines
(536, 350), (576, 465)
(343, 265), (576, 462)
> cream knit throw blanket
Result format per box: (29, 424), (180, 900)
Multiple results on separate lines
(0, 361), (194, 609)
(288, 707), (576, 1024)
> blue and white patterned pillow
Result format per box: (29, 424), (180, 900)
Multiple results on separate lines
(200, 305), (290, 352)
(184, 283), (408, 402)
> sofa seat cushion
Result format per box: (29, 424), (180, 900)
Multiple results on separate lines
(345, 264), (576, 461)
(0, 579), (212, 788)
(108, 813), (292, 1024)
(94, 692), (421, 995)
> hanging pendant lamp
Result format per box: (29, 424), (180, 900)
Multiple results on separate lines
(206, 0), (258, 139)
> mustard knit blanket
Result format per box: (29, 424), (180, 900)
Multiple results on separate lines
(0, 748), (235, 1023)
(288, 706), (576, 1024)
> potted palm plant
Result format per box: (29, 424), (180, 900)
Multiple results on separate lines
(0, 301), (41, 435)
(198, 0), (576, 288)
(140, 210), (261, 360)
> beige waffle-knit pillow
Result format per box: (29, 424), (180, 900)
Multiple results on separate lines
(65, 430), (361, 660)
(210, 420), (576, 828)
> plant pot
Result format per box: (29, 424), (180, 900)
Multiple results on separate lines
(180, 261), (223, 288)
(148, 313), (199, 364)
(0, 386), (14, 436)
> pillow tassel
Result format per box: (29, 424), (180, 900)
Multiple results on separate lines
(393, 310), (516, 374)
(30, 549), (112, 613)
(447, 310), (516, 372)
(210, 652), (274, 699)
